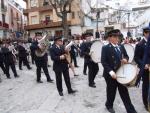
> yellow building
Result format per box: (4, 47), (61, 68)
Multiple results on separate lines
(23, 0), (82, 38)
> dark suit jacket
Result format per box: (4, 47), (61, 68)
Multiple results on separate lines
(1, 47), (14, 64)
(50, 44), (68, 72)
(80, 41), (92, 61)
(101, 43), (129, 78)
(17, 45), (27, 58)
(70, 45), (78, 56)
(134, 39), (146, 68)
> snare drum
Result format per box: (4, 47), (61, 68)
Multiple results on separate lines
(116, 63), (138, 87)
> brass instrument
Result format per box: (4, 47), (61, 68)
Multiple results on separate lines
(64, 40), (80, 64)
(35, 34), (50, 57)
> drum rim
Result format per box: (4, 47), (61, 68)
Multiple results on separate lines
(116, 63), (138, 85)
(124, 44), (135, 63)
(90, 41), (104, 63)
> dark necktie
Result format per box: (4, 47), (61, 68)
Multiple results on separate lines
(115, 46), (121, 60)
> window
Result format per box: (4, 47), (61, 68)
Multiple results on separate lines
(31, 16), (38, 24)
(45, 15), (50, 21)
(43, 0), (49, 6)
(30, 0), (37, 7)
(72, 12), (75, 19)
(2, 14), (5, 23)
(1, 0), (4, 9)
(11, 9), (13, 25)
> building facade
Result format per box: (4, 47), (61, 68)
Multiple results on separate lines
(8, 0), (24, 39)
(23, 0), (82, 38)
(0, 0), (9, 38)
(0, 0), (24, 39)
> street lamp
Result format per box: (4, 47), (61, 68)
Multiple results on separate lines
(96, 11), (100, 38)
(127, 12), (131, 37)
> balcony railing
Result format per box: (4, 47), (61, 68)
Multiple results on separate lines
(24, 21), (71, 30)
(0, 21), (9, 29)
(23, 4), (53, 15)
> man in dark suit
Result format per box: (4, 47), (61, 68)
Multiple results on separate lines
(0, 41), (6, 75)
(134, 26), (150, 111)
(101, 29), (137, 113)
(2, 41), (19, 79)
(50, 37), (76, 96)
(34, 38), (53, 83)
(17, 42), (31, 70)
(80, 34), (99, 88)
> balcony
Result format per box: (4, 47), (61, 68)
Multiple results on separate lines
(1, 5), (7, 12)
(0, 22), (9, 29)
(3, 23), (9, 29)
(24, 21), (71, 30)
(23, 4), (53, 15)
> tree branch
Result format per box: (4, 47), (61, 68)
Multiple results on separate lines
(49, 0), (63, 18)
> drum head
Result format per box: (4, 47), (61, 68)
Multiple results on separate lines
(90, 41), (104, 63)
(116, 64), (137, 85)
(124, 44), (134, 63)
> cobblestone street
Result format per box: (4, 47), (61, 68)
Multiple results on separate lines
(0, 57), (148, 113)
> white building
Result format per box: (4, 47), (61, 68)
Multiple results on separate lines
(0, 0), (9, 38)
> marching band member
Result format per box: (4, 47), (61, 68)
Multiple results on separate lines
(70, 36), (79, 68)
(134, 26), (150, 111)
(80, 33), (99, 88)
(1, 41), (19, 79)
(50, 37), (76, 96)
(0, 41), (6, 75)
(17, 41), (31, 70)
(80, 40), (88, 75)
(101, 29), (137, 113)
(34, 36), (53, 83)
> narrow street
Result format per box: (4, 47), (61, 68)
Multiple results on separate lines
(0, 57), (148, 113)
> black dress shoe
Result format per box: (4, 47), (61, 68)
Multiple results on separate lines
(74, 74), (79, 76)
(83, 72), (87, 75)
(28, 67), (32, 70)
(89, 84), (96, 88)
(59, 92), (63, 96)
(145, 106), (148, 111)
(37, 80), (43, 83)
(68, 90), (77, 94)
(47, 79), (54, 83)
(7, 76), (11, 79)
(106, 108), (115, 113)
(19, 68), (23, 70)
(75, 66), (79, 68)
(0, 78), (2, 83)
(15, 75), (19, 78)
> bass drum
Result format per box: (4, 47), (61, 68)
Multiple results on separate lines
(124, 44), (135, 63)
(90, 40), (104, 63)
(116, 64), (138, 87)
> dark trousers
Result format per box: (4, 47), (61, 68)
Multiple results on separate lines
(142, 70), (149, 108)
(87, 61), (99, 85)
(31, 53), (35, 64)
(4, 62), (18, 77)
(54, 69), (72, 93)
(19, 57), (30, 69)
(71, 54), (77, 66)
(104, 76), (136, 113)
(35, 62), (51, 81)
(0, 62), (6, 74)
(83, 58), (88, 74)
